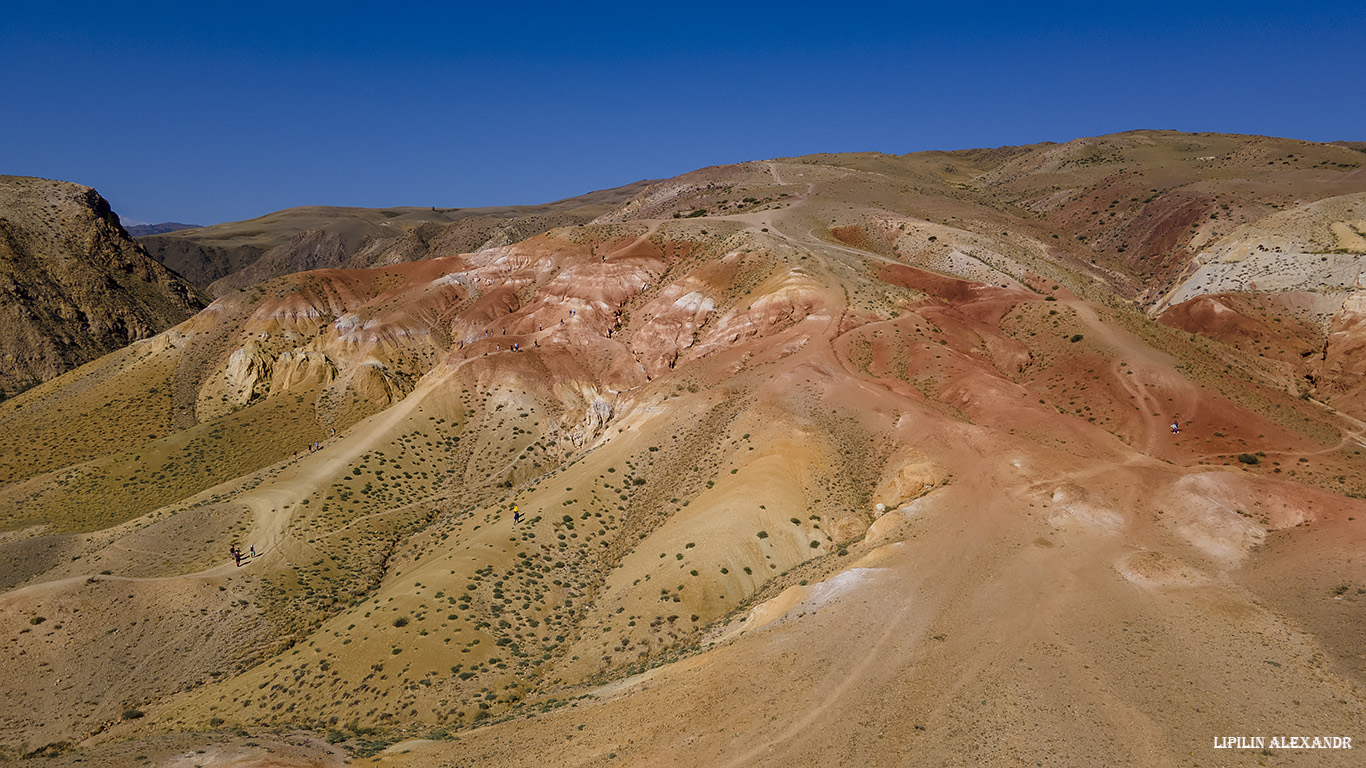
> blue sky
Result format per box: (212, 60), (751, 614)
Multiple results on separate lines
(3, 1), (1362, 225)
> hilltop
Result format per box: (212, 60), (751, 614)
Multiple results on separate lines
(139, 180), (658, 293)
(1, 131), (1364, 766)
(0, 176), (206, 398)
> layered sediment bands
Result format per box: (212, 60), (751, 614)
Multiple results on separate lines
(3, 133), (1366, 764)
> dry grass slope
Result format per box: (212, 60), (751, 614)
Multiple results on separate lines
(3, 131), (1366, 766)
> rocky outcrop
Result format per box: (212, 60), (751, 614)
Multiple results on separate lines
(0, 176), (206, 397)
(269, 349), (336, 395)
(1309, 291), (1366, 412)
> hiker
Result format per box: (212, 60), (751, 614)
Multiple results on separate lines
(1171, 420), (1180, 435)
(249, 545), (256, 558)
(513, 509), (521, 524)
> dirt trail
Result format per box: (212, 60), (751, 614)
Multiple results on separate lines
(0, 560), (242, 602)
(1187, 427), (1366, 464)
(3, 384), (439, 597)
(607, 219), (661, 256)
(1070, 301), (1194, 455)
(718, 580), (928, 768)
(239, 372), (443, 558)
(1112, 359), (1166, 454)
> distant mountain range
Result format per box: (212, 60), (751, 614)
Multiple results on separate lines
(124, 222), (201, 237)
(136, 181), (657, 294)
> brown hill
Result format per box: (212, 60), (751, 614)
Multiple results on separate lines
(0, 176), (207, 398)
(140, 181), (658, 294)
(2, 132), (1365, 765)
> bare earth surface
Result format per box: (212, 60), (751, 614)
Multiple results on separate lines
(3, 131), (1365, 766)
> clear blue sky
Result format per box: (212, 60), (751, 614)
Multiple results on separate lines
(3, 1), (1362, 225)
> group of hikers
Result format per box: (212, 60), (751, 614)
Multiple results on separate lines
(299, 429), (338, 457)
(229, 544), (256, 567)
(459, 338), (539, 353)
(454, 310), (588, 353)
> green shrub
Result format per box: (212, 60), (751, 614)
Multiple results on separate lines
(1237, 453), (1260, 465)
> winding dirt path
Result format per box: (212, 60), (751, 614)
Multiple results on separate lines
(239, 372), (443, 558)
(1069, 301), (1195, 456)
(719, 604), (922, 768)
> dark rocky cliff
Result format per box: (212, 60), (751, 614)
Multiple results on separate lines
(0, 176), (206, 396)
